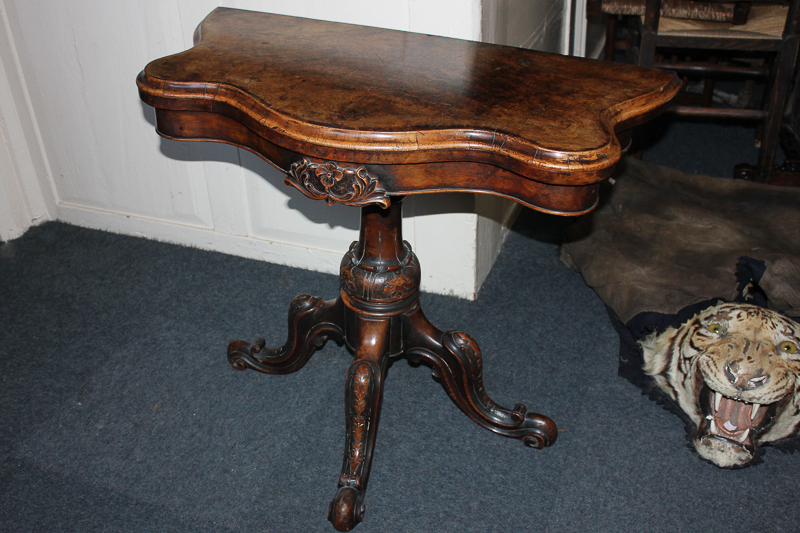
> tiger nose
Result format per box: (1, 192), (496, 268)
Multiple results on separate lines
(724, 360), (768, 390)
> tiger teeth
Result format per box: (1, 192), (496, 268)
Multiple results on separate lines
(750, 403), (761, 420)
(738, 428), (750, 443)
(711, 420), (718, 434)
(714, 392), (722, 412)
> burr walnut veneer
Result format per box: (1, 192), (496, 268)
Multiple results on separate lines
(137, 8), (679, 531)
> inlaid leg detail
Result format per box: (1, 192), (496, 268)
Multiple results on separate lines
(403, 306), (558, 449)
(227, 295), (344, 375)
(329, 360), (384, 532)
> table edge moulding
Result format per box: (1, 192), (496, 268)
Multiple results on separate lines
(137, 7), (679, 531)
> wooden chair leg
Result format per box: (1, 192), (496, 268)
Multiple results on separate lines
(757, 35), (800, 183)
(605, 15), (618, 61)
(638, 0), (662, 67)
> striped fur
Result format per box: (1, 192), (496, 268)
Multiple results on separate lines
(640, 302), (800, 467)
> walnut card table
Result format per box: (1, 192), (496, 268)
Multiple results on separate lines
(137, 8), (679, 531)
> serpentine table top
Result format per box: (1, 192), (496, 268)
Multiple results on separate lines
(138, 7), (680, 214)
(137, 8), (680, 532)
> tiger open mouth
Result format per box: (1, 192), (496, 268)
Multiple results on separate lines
(697, 386), (776, 451)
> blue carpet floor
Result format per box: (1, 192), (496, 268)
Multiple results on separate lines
(1, 117), (798, 532)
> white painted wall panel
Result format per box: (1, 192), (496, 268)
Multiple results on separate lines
(239, 149), (360, 254)
(226, 0), (412, 30)
(408, 0), (482, 40)
(0, 120), (30, 240)
(0, 1), (56, 240)
(10, 1), (216, 229)
(482, 0), (569, 53)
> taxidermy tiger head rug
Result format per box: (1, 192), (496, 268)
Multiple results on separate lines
(639, 302), (800, 468)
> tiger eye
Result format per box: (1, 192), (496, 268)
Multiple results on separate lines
(708, 324), (721, 334)
(779, 341), (798, 354)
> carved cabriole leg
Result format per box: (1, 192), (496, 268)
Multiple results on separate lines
(227, 295), (345, 374)
(328, 317), (389, 532)
(329, 200), (416, 531)
(402, 305), (558, 449)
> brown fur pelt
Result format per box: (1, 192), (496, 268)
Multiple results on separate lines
(561, 158), (800, 467)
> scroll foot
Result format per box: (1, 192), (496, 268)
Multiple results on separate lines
(403, 306), (557, 448)
(328, 486), (365, 532)
(227, 295), (344, 375)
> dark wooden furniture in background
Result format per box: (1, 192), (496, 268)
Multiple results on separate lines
(137, 8), (679, 531)
(590, 0), (800, 183)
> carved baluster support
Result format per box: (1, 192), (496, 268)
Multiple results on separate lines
(329, 200), (408, 531)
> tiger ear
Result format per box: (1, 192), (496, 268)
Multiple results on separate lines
(639, 325), (678, 377)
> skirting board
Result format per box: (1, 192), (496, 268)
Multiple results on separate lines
(56, 201), (481, 299)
